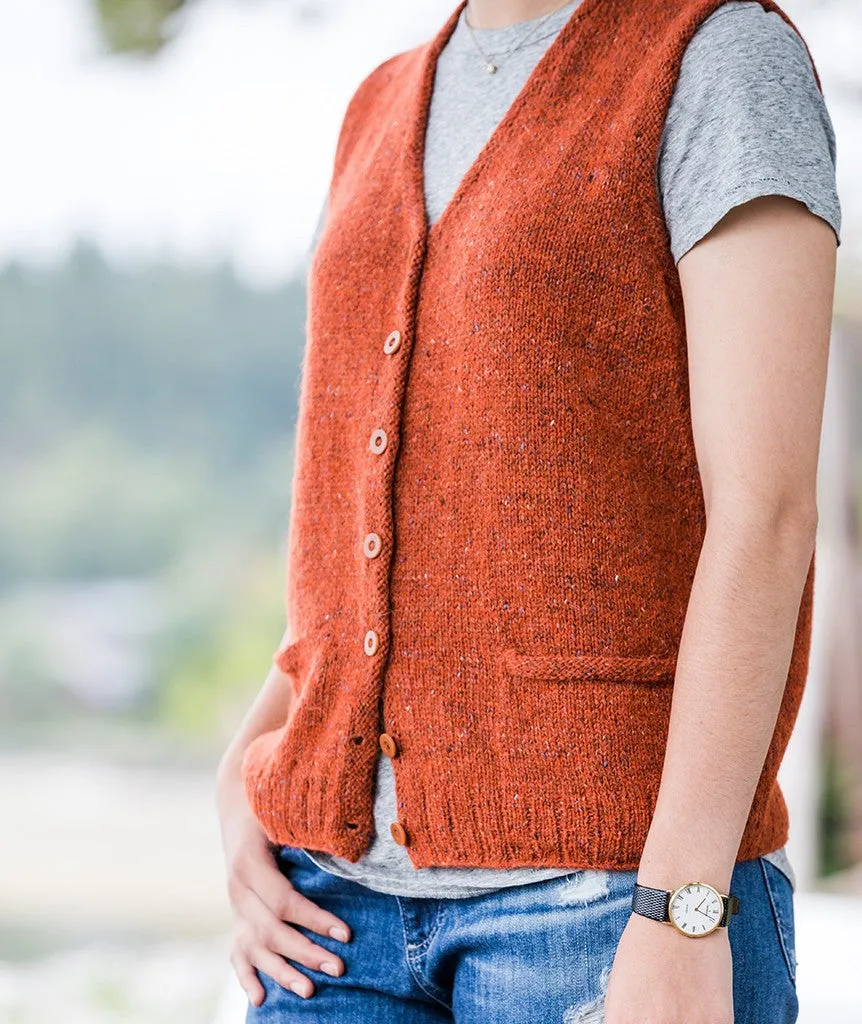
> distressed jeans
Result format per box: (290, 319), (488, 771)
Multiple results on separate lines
(247, 845), (798, 1023)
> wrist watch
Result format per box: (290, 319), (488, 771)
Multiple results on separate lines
(632, 881), (740, 937)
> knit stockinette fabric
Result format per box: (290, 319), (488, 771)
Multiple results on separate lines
(242, 0), (819, 870)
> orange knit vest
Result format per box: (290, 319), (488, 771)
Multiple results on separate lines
(242, 0), (820, 870)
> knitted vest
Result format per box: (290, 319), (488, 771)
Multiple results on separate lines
(242, 0), (820, 870)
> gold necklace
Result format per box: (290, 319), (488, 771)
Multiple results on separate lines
(464, 2), (562, 74)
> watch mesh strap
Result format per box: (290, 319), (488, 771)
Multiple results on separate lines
(719, 893), (741, 927)
(632, 883), (741, 928)
(631, 883), (670, 922)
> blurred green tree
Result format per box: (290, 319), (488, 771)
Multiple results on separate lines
(94, 0), (184, 54)
(93, 0), (325, 54)
(0, 244), (306, 581)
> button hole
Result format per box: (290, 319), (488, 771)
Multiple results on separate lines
(349, 735), (364, 744)
(344, 821), (359, 829)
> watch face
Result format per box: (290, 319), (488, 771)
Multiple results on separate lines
(668, 883), (723, 937)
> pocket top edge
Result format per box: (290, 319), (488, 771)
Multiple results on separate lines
(499, 649), (677, 683)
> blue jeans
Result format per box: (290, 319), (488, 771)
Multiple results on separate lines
(247, 846), (798, 1023)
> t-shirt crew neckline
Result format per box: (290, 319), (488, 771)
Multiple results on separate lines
(447, 0), (583, 55)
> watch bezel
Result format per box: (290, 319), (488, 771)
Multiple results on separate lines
(667, 881), (723, 938)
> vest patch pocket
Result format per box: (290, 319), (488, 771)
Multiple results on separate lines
(273, 636), (312, 687)
(498, 651), (677, 685)
(273, 631), (333, 701)
(273, 636), (322, 706)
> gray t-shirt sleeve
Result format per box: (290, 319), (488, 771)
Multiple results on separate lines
(657, 0), (842, 265)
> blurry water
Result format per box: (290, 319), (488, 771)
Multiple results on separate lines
(0, 937), (229, 1024)
(1, 752), (232, 1023)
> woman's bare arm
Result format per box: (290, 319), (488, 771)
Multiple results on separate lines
(640, 193), (834, 888)
(606, 193), (836, 1024)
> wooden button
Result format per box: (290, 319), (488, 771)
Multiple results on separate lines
(383, 330), (402, 355)
(378, 732), (398, 758)
(369, 428), (388, 455)
(363, 532), (382, 559)
(389, 821), (408, 846)
(364, 629), (380, 656)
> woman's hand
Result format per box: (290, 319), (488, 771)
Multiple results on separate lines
(216, 764), (352, 1005)
(603, 913), (733, 1024)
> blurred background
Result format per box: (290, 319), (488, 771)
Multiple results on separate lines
(0, 0), (861, 1021)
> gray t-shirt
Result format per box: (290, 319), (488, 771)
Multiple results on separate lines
(293, 0), (841, 898)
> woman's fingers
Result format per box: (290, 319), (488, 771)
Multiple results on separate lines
(247, 850), (352, 943)
(245, 885), (347, 977)
(236, 931), (323, 1000)
(224, 826), (353, 1002)
(230, 944), (266, 1007)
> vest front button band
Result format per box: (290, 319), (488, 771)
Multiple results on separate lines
(364, 629), (380, 656)
(383, 330), (402, 354)
(378, 732), (398, 758)
(389, 821), (408, 846)
(363, 532), (382, 559)
(369, 428), (388, 454)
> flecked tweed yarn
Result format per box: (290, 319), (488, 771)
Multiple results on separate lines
(242, 0), (820, 870)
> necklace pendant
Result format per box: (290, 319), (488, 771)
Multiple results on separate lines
(486, 62), (497, 74)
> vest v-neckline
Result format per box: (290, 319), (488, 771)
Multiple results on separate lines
(406, 0), (607, 246)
